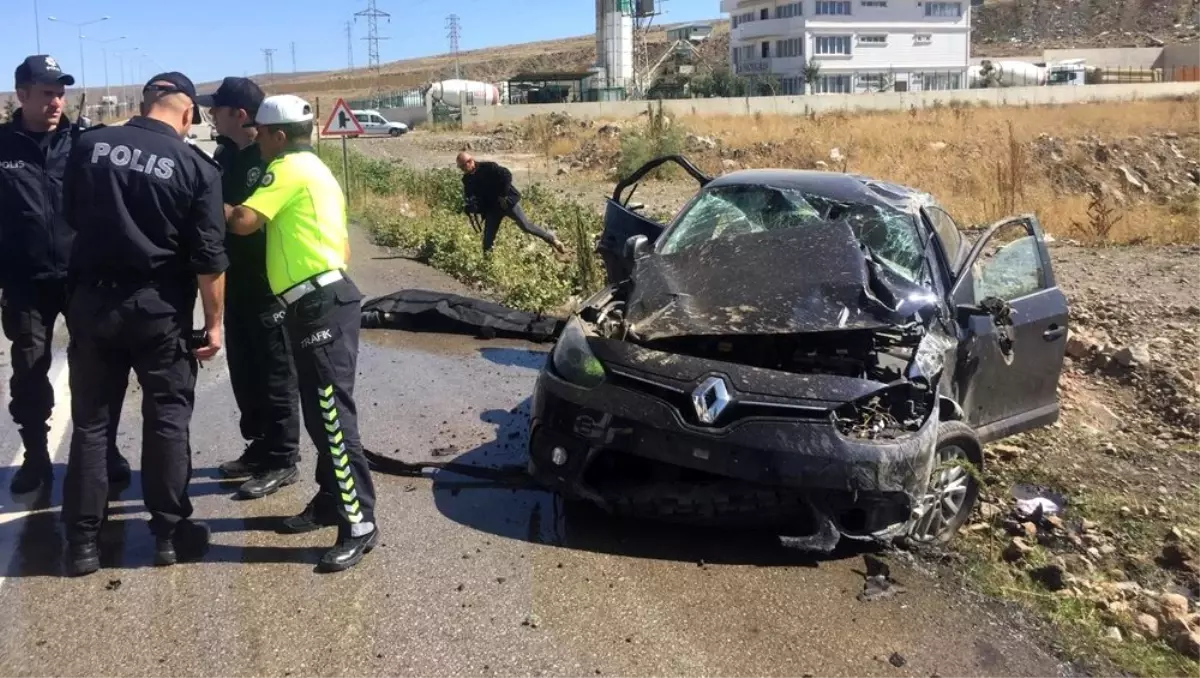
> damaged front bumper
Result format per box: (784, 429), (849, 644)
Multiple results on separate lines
(528, 346), (940, 550)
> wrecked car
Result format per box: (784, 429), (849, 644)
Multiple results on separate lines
(527, 155), (1070, 551)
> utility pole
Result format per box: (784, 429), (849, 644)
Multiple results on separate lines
(345, 21), (354, 71)
(262, 48), (276, 84)
(47, 14), (110, 94)
(446, 14), (461, 79)
(354, 0), (390, 75)
(33, 0), (42, 53)
(290, 41), (297, 73)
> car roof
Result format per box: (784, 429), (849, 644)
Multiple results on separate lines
(706, 169), (937, 213)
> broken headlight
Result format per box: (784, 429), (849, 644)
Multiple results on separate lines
(834, 382), (934, 440)
(552, 318), (605, 388)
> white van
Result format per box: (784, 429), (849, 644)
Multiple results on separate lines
(350, 109), (409, 137)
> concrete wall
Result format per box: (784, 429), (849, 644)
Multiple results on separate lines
(463, 81), (1200, 124)
(379, 105), (430, 128)
(1161, 43), (1200, 69)
(1043, 47), (1163, 68)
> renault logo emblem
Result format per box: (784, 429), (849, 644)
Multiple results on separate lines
(692, 376), (731, 425)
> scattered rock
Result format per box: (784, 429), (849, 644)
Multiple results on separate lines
(1159, 541), (1200, 575)
(721, 159), (741, 172)
(1030, 564), (1067, 591)
(521, 614), (541, 629)
(1160, 592), (1190, 619)
(1021, 522), (1040, 539)
(888, 652), (907, 668)
(1003, 537), (1034, 562)
(979, 502), (1003, 520)
(928, 141), (948, 152)
(1112, 343), (1152, 368)
(1044, 515), (1065, 532)
(1104, 626), (1124, 642)
(1135, 613), (1160, 639)
(105, 579), (122, 591)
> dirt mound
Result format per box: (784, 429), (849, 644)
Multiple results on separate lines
(1032, 132), (1200, 202)
(972, 0), (1200, 50)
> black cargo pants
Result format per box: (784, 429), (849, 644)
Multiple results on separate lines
(62, 284), (198, 543)
(1, 279), (125, 466)
(284, 276), (376, 538)
(225, 286), (301, 470)
(481, 201), (558, 253)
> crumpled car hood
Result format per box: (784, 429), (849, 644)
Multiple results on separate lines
(625, 221), (933, 341)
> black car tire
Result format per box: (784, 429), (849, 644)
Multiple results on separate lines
(389, 128), (402, 137)
(907, 420), (982, 544)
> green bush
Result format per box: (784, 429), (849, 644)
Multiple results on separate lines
(326, 146), (607, 313)
(617, 100), (686, 180)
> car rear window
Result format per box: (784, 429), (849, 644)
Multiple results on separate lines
(658, 184), (925, 281)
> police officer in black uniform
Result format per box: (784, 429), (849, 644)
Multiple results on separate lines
(61, 72), (227, 576)
(196, 77), (301, 499)
(0, 55), (131, 494)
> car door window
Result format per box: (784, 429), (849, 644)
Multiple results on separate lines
(970, 221), (1045, 303)
(355, 113), (370, 124)
(925, 207), (964, 272)
(371, 115), (386, 125)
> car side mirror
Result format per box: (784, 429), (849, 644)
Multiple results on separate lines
(955, 303), (992, 323)
(624, 234), (652, 267)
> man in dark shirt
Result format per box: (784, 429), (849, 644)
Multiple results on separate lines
(456, 151), (566, 254)
(0, 55), (130, 494)
(60, 72), (227, 577)
(196, 77), (301, 500)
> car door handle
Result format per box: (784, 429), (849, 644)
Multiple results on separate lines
(1043, 324), (1066, 341)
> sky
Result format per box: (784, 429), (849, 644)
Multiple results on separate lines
(1, 0), (722, 92)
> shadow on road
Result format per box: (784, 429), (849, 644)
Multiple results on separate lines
(477, 347), (548, 371)
(429, 397), (863, 568)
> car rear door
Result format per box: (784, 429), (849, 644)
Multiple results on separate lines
(949, 214), (1069, 442)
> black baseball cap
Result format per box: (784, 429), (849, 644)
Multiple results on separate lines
(195, 77), (264, 117)
(143, 71), (202, 124)
(15, 55), (75, 88)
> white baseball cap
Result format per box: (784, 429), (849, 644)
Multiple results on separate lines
(248, 94), (313, 127)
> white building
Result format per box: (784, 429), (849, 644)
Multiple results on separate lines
(720, 0), (971, 95)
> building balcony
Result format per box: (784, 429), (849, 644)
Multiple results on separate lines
(720, 0), (756, 12)
(732, 15), (806, 41)
(735, 59), (773, 75)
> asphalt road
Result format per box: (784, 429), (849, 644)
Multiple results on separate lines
(0, 223), (1073, 677)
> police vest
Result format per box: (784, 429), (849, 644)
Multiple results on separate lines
(241, 148), (347, 295)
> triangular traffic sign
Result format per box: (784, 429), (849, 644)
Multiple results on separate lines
(322, 97), (364, 136)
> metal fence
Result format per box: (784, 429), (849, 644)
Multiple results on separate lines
(346, 89), (424, 111)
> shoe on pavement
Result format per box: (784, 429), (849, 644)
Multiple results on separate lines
(67, 541), (100, 577)
(9, 460), (52, 495)
(278, 499), (340, 534)
(317, 528), (380, 573)
(107, 452), (132, 485)
(236, 466), (299, 500)
(154, 520), (211, 566)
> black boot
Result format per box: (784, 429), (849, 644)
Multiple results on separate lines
(218, 445), (266, 479)
(10, 426), (51, 495)
(236, 466), (299, 500)
(318, 527), (380, 573)
(154, 520), (211, 566)
(278, 496), (339, 534)
(67, 541), (100, 577)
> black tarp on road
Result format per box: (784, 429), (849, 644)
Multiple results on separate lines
(361, 289), (564, 342)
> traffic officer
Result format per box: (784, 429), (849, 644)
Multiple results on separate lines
(196, 77), (301, 499)
(0, 55), (131, 495)
(61, 72), (227, 577)
(226, 94), (379, 573)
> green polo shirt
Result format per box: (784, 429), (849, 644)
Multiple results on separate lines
(242, 148), (347, 295)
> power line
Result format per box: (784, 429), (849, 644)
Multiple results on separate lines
(261, 48), (276, 84)
(446, 14), (461, 79)
(290, 41), (297, 73)
(354, 0), (390, 76)
(345, 21), (354, 71)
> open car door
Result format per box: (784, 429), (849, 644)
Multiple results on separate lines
(949, 214), (1069, 443)
(597, 155), (712, 283)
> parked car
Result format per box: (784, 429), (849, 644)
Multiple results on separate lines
(350, 109), (409, 137)
(527, 155), (1069, 551)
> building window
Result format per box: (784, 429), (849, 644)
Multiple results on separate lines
(860, 0), (887, 6)
(781, 76), (805, 95)
(857, 72), (889, 91)
(858, 34), (887, 44)
(733, 45), (757, 63)
(924, 2), (962, 16)
(776, 1), (803, 17)
(815, 0), (852, 14)
(732, 11), (755, 27)
(919, 72), (963, 90)
(913, 33), (932, 44)
(776, 37), (804, 57)
(815, 35), (852, 55)
(814, 74), (852, 93)
(761, 41), (771, 58)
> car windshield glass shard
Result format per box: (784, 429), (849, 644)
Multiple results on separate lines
(658, 184), (925, 281)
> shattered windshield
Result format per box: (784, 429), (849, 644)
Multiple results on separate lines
(658, 184), (926, 281)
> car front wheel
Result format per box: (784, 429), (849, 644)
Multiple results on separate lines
(389, 128), (402, 137)
(907, 420), (982, 544)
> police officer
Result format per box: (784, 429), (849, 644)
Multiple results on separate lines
(0, 55), (131, 494)
(226, 94), (379, 573)
(61, 72), (227, 576)
(196, 77), (301, 499)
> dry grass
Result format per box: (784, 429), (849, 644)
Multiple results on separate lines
(538, 98), (1200, 244)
